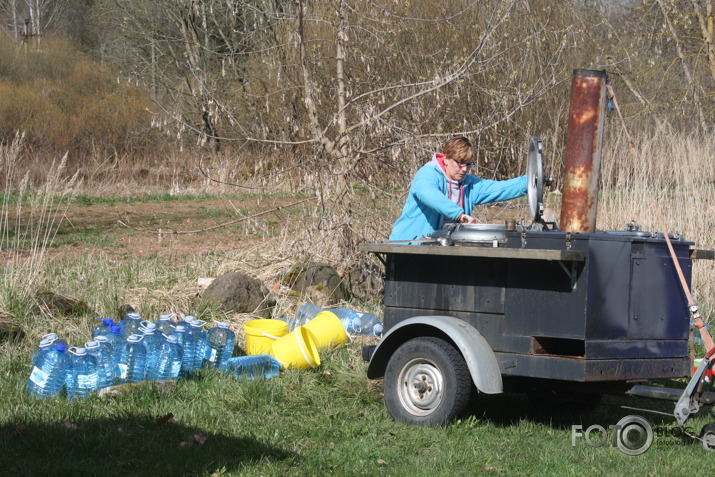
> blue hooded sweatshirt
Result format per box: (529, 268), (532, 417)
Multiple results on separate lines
(389, 153), (527, 241)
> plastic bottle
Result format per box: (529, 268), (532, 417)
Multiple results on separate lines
(322, 308), (361, 333)
(115, 334), (147, 383)
(154, 313), (176, 335)
(146, 334), (183, 381)
(27, 340), (70, 399)
(354, 312), (383, 336)
(41, 333), (68, 348)
(219, 355), (281, 380)
(120, 312), (143, 339)
(292, 302), (324, 330)
(138, 322), (163, 379)
(85, 339), (115, 390)
(169, 324), (194, 377)
(31, 335), (58, 365)
(206, 321), (236, 368)
(92, 318), (116, 338)
(186, 319), (208, 372)
(65, 347), (99, 400)
(104, 324), (126, 366)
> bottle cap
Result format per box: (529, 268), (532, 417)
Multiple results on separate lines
(127, 334), (143, 343)
(85, 341), (99, 350)
(109, 324), (123, 334)
(39, 337), (56, 348)
(55, 343), (68, 353)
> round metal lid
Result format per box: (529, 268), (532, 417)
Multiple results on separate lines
(450, 223), (506, 243)
(527, 137), (544, 222)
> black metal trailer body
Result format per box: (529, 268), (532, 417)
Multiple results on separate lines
(368, 230), (693, 383)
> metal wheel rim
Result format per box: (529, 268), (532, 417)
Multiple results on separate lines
(527, 137), (544, 222)
(397, 357), (444, 417)
(702, 431), (715, 451)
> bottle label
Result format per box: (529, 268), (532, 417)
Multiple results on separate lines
(170, 361), (181, 376)
(78, 372), (98, 389)
(208, 348), (217, 362)
(117, 363), (128, 379)
(29, 366), (49, 388)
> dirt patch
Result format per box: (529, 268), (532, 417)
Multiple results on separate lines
(3, 195), (309, 264)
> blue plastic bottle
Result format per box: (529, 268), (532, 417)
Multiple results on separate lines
(120, 312), (143, 339)
(27, 340), (70, 398)
(115, 334), (147, 383)
(154, 313), (176, 335)
(169, 324), (195, 376)
(65, 347), (99, 400)
(104, 324), (126, 365)
(147, 334), (183, 381)
(186, 319), (208, 372)
(42, 333), (68, 348)
(31, 335), (57, 365)
(85, 339), (115, 390)
(93, 318), (116, 338)
(138, 322), (163, 379)
(206, 321), (236, 368)
(220, 355), (281, 380)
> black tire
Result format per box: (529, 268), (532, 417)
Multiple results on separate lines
(700, 423), (715, 451)
(383, 337), (472, 426)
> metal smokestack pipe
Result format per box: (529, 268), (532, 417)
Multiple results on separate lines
(559, 69), (608, 233)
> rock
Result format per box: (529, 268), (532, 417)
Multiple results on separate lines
(345, 261), (384, 303)
(0, 315), (25, 342)
(201, 272), (275, 317)
(35, 291), (90, 316)
(283, 263), (348, 306)
(98, 380), (177, 398)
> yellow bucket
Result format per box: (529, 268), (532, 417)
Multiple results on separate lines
(244, 319), (288, 356)
(270, 326), (321, 370)
(302, 311), (349, 349)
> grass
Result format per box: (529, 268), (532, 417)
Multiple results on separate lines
(2, 130), (715, 476)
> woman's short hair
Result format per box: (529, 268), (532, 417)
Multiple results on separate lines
(442, 137), (474, 163)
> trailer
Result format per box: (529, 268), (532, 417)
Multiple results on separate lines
(360, 70), (715, 451)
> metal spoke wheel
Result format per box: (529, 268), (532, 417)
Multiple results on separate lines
(700, 424), (715, 451)
(383, 337), (472, 426)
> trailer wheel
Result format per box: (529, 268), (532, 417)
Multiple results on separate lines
(700, 424), (715, 451)
(384, 337), (471, 426)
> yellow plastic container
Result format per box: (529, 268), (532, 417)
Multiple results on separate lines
(244, 319), (288, 355)
(270, 326), (320, 370)
(302, 311), (349, 349)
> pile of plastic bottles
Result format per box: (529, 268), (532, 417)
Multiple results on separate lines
(26, 313), (280, 400)
(289, 303), (383, 336)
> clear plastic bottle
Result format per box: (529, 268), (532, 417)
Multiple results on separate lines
(292, 302), (323, 331)
(154, 313), (176, 335)
(41, 333), (68, 348)
(92, 318), (116, 338)
(105, 324), (126, 366)
(27, 340), (70, 399)
(186, 319), (208, 372)
(325, 308), (361, 333)
(65, 347), (99, 400)
(138, 322), (163, 379)
(220, 355), (281, 380)
(146, 334), (183, 381)
(206, 321), (236, 368)
(120, 312), (143, 339)
(354, 312), (383, 336)
(169, 324), (194, 377)
(85, 339), (115, 390)
(115, 334), (147, 383)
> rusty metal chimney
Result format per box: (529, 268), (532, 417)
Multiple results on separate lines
(559, 69), (608, 233)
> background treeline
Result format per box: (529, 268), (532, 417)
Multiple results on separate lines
(0, 0), (713, 193)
